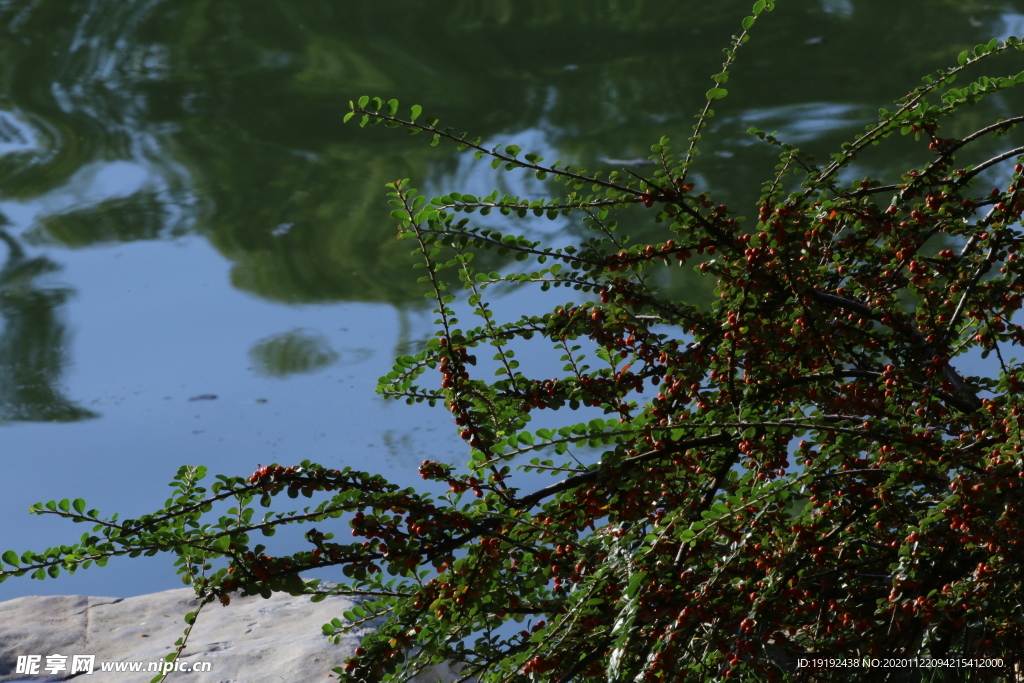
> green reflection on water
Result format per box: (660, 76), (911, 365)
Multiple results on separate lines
(0, 227), (96, 422)
(249, 328), (340, 378)
(0, 0), (1022, 422)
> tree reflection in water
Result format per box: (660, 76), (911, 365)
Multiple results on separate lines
(0, 226), (95, 422)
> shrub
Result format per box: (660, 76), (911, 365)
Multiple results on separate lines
(5, 3), (1024, 681)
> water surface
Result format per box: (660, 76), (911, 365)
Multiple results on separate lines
(1, 0), (1022, 599)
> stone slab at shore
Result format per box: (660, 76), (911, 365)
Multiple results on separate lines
(0, 586), (457, 682)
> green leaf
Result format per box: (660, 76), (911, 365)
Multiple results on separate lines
(387, 99), (399, 116)
(742, 15), (755, 30)
(706, 87), (728, 100)
(410, 104), (422, 121)
(342, 112), (354, 123)
(752, 0), (766, 15)
(626, 570), (647, 596)
(357, 95), (369, 108)
(2, 550), (19, 567)
(957, 50), (969, 66)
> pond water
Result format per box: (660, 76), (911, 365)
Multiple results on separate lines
(1, 0), (1023, 600)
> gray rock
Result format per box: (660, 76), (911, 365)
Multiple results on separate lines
(0, 587), (459, 682)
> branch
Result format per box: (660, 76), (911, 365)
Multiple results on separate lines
(761, 370), (968, 413)
(351, 107), (643, 198)
(809, 290), (982, 412)
(955, 115), (1024, 149)
(515, 433), (733, 508)
(960, 145), (1024, 182)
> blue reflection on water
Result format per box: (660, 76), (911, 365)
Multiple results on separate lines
(734, 102), (874, 145)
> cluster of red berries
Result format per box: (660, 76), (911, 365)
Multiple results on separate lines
(517, 619), (548, 642)
(308, 546), (344, 564)
(604, 240), (703, 273)
(247, 463), (298, 484)
(452, 476), (483, 496)
(228, 551), (291, 583)
(417, 459), (451, 481)
(927, 137), (955, 152)
(437, 343), (473, 389)
(598, 276), (649, 306)
(520, 378), (559, 410)
(247, 463), (347, 495)
(523, 656), (554, 675)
